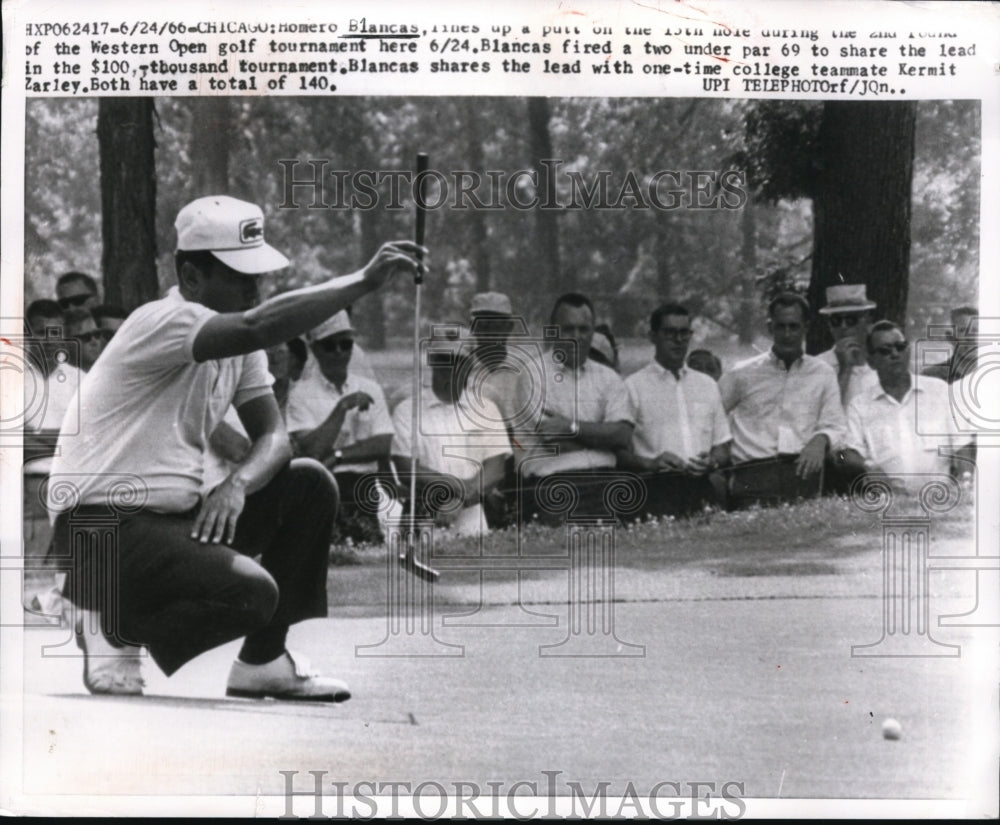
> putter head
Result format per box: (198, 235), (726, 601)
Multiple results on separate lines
(398, 552), (440, 583)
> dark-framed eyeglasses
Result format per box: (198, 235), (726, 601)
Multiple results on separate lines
(315, 337), (354, 354)
(58, 294), (93, 309)
(871, 341), (908, 357)
(76, 329), (108, 344)
(828, 315), (863, 328)
(658, 327), (693, 341)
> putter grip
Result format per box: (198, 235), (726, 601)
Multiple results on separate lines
(414, 153), (428, 284)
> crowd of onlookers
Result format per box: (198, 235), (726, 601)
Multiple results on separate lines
(24, 271), (980, 547)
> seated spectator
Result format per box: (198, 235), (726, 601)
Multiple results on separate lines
(63, 307), (104, 372)
(686, 349), (722, 382)
(816, 284), (879, 406)
(621, 303), (731, 475)
(392, 326), (511, 536)
(286, 311), (396, 543)
(26, 299), (64, 338)
(91, 303), (129, 341)
(463, 291), (536, 434)
(22, 302), (83, 435)
(922, 305), (979, 384)
(589, 323), (620, 372)
(719, 292), (844, 479)
(55, 271), (100, 311)
(266, 338), (306, 412)
(519, 292), (634, 484)
(839, 321), (974, 490)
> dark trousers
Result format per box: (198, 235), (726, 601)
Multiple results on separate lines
(58, 458), (338, 676)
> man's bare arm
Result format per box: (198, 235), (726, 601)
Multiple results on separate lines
(192, 241), (424, 362)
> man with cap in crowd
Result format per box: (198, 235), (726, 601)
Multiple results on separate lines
(392, 325), (512, 537)
(816, 283), (879, 407)
(285, 310), (397, 543)
(463, 291), (536, 432)
(48, 194), (423, 700)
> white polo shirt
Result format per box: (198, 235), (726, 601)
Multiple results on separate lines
(845, 374), (972, 477)
(48, 287), (272, 515)
(817, 347), (880, 406)
(285, 359), (395, 474)
(625, 362), (731, 462)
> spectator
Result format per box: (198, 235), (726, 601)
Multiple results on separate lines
(48, 194), (422, 699)
(26, 299), (64, 337)
(392, 326), (511, 536)
(520, 293), (633, 480)
(22, 301), (82, 435)
(91, 303), (129, 341)
(816, 283), (879, 406)
(719, 292), (845, 479)
(286, 311), (396, 544)
(620, 303), (731, 475)
(839, 321), (974, 489)
(265, 338), (305, 412)
(55, 271), (100, 311)
(63, 307), (104, 372)
(686, 349), (723, 382)
(922, 305), (979, 384)
(463, 291), (535, 434)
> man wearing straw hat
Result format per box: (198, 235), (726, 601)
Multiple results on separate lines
(48, 195), (422, 700)
(816, 283), (879, 407)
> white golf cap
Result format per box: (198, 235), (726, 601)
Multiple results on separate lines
(175, 195), (290, 275)
(307, 310), (353, 342)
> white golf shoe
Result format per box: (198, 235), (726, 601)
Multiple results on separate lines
(226, 650), (351, 702)
(69, 606), (145, 696)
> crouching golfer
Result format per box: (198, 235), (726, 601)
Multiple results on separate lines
(48, 196), (423, 700)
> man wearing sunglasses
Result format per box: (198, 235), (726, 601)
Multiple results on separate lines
(816, 284), (879, 406)
(48, 195), (423, 701)
(285, 310), (396, 543)
(55, 271), (100, 311)
(63, 307), (105, 372)
(839, 321), (973, 487)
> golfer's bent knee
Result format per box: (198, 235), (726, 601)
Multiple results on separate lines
(287, 457), (339, 508)
(232, 556), (280, 627)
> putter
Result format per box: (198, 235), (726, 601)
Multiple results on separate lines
(399, 153), (441, 583)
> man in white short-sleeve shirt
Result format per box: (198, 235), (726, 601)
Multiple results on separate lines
(392, 327), (511, 536)
(286, 310), (396, 542)
(518, 293), (634, 480)
(48, 195), (422, 700)
(839, 321), (974, 489)
(622, 302), (731, 474)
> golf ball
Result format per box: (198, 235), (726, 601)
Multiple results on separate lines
(882, 718), (902, 740)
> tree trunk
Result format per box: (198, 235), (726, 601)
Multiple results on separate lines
(737, 196), (758, 345)
(462, 99), (491, 293)
(807, 101), (916, 353)
(98, 98), (158, 311)
(189, 97), (232, 195)
(527, 98), (560, 298)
